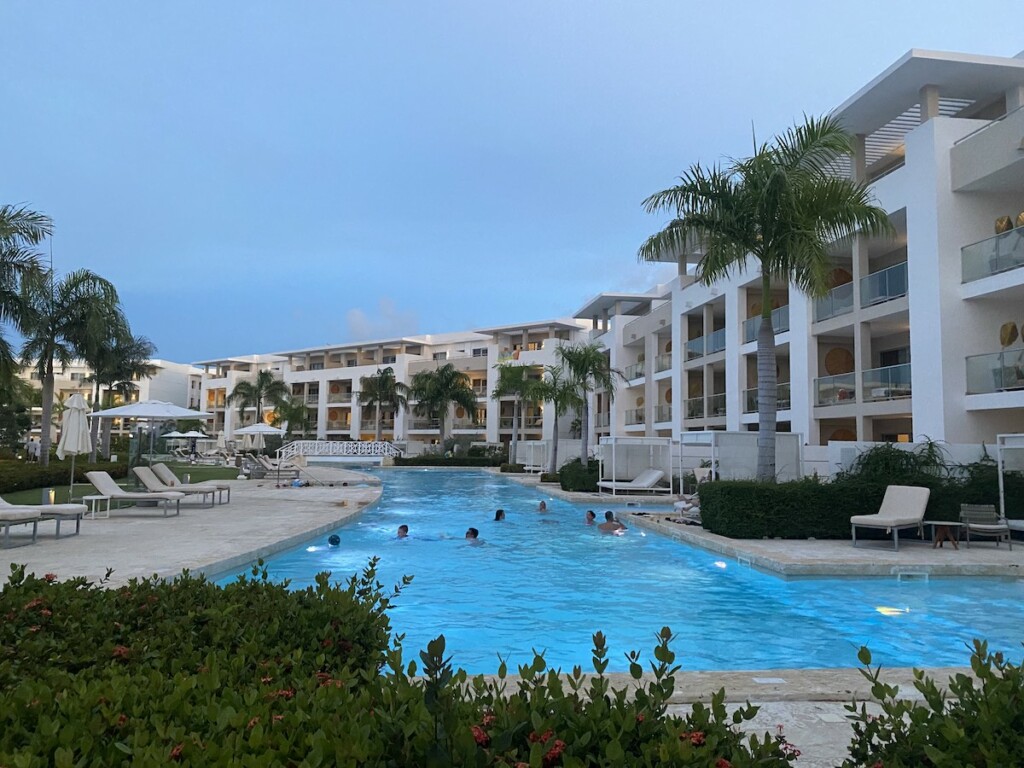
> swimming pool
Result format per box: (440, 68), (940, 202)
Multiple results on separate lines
(218, 469), (1024, 673)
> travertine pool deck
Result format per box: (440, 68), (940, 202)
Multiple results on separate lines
(1, 467), (381, 587)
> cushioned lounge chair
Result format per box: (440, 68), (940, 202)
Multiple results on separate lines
(133, 466), (216, 507)
(598, 469), (666, 494)
(1, 508), (40, 548)
(85, 471), (183, 516)
(960, 503), (1012, 550)
(152, 463), (231, 503)
(0, 497), (86, 538)
(850, 485), (930, 551)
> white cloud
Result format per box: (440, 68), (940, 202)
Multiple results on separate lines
(345, 298), (419, 340)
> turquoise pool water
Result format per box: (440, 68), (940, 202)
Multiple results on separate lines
(218, 469), (1024, 673)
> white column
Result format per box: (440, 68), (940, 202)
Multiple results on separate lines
(724, 286), (741, 430)
(919, 85), (940, 122)
(644, 333), (657, 433)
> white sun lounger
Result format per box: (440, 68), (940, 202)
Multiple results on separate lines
(0, 508), (41, 548)
(85, 471), (184, 516)
(0, 497), (86, 538)
(850, 485), (930, 551)
(133, 466), (217, 507)
(598, 469), (667, 495)
(152, 463), (231, 504)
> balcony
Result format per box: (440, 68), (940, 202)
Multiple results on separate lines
(962, 229), (1024, 283)
(625, 408), (644, 426)
(498, 416), (543, 430)
(654, 353), (672, 373)
(452, 419), (485, 431)
(305, 393), (320, 405)
(472, 385), (488, 397)
(815, 373), (857, 406)
(326, 420), (350, 430)
(814, 283), (854, 322)
(407, 419), (438, 431)
(706, 393), (726, 417)
(593, 412), (610, 428)
(743, 383), (792, 413)
(966, 351), (1024, 394)
(684, 397), (704, 419)
(742, 305), (790, 344)
(624, 361), (646, 381)
(861, 262), (908, 307)
(654, 404), (672, 423)
(327, 392), (353, 403)
(685, 329), (726, 361)
(861, 363), (912, 402)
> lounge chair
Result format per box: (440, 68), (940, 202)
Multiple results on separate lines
(256, 455), (300, 479)
(152, 463), (231, 503)
(1, 508), (40, 548)
(960, 503), (1012, 550)
(85, 471), (183, 516)
(850, 485), (930, 551)
(132, 467), (217, 507)
(598, 469), (666, 494)
(0, 497), (86, 538)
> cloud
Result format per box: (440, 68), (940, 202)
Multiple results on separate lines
(345, 298), (419, 341)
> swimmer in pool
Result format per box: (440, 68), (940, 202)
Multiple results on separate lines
(598, 511), (626, 534)
(585, 510), (596, 525)
(494, 509), (505, 521)
(397, 524), (409, 539)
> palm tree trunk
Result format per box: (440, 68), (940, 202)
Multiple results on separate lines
(375, 402), (382, 442)
(756, 272), (778, 481)
(579, 395), (590, 464)
(89, 381), (100, 462)
(510, 398), (519, 465)
(39, 361), (54, 467)
(438, 409), (447, 446)
(548, 410), (559, 475)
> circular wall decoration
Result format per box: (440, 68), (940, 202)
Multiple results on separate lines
(636, 396), (645, 407)
(829, 267), (853, 287)
(664, 387), (672, 403)
(688, 380), (702, 397)
(455, 406), (466, 419)
(264, 411), (276, 424)
(829, 428), (857, 442)
(995, 216), (1013, 234)
(999, 322), (1019, 348)
(824, 347), (855, 375)
(330, 383), (340, 394)
(665, 340), (672, 353)
(328, 409), (339, 421)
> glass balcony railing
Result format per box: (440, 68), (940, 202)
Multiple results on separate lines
(327, 392), (352, 403)
(326, 420), (349, 430)
(593, 412), (610, 428)
(654, 405), (672, 422)
(654, 353), (672, 373)
(706, 328), (726, 354)
(624, 361), (646, 380)
(685, 337), (704, 361)
(743, 383), (792, 413)
(814, 283), (854, 322)
(472, 385), (488, 396)
(966, 351), (1024, 394)
(861, 262), (908, 307)
(706, 393), (726, 417)
(452, 419), (484, 430)
(625, 408), (644, 425)
(498, 416), (543, 430)
(742, 305), (791, 344)
(305, 394), (320, 404)
(684, 397), (704, 419)
(962, 228), (1024, 283)
(408, 419), (439, 430)
(861, 363), (912, 402)
(815, 372), (857, 406)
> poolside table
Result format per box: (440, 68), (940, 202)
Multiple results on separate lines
(927, 521), (963, 550)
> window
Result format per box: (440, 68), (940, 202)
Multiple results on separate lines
(472, 348), (488, 358)
(310, 362), (324, 371)
(346, 360), (356, 367)
(879, 347), (910, 367)
(382, 355), (397, 364)
(70, 372), (84, 381)
(433, 352), (448, 361)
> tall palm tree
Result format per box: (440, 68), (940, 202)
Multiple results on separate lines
(556, 342), (622, 464)
(408, 363), (477, 446)
(271, 393), (313, 438)
(536, 364), (583, 474)
(358, 367), (409, 442)
(490, 363), (541, 465)
(0, 205), (51, 388)
(84, 332), (158, 460)
(227, 369), (288, 427)
(18, 268), (124, 466)
(639, 114), (892, 480)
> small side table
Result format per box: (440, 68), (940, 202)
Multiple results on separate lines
(82, 494), (111, 520)
(928, 521), (963, 550)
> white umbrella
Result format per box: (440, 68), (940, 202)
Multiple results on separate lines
(90, 400), (213, 420)
(56, 393), (93, 502)
(179, 430), (209, 439)
(233, 423), (285, 435)
(240, 433), (253, 451)
(252, 431), (266, 452)
(162, 430), (187, 439)
(216, 431), (226, 450)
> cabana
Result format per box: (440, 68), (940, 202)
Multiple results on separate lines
(517, 441), (548, 474)
(597, 436), (674, 496)
(997, 433), (1024, 534)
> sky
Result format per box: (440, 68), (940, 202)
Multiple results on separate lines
(2, 2), (1021, 363)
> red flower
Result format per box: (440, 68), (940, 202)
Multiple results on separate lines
(44, 573), (57, 583)
(268, 688), (295, 700)
(112, 645), (131, 659)
(23, 598), (45, 611)
(321, 637), (334, 648)
(40, 609), (52, 617)
(169, 743), (184, 760)
(689, 731), (705, 746)
(471, 725), (490, 747)
(715, 760), (732, 768)
(872, 762), (884, 768)
(529, 729), (553, 744)
(543, 739), (567, 766)
(272, 714), (284, 723)
(481, 711), (496, 727)
(117, 714), (128, 727)
(636, 714), (645, 723)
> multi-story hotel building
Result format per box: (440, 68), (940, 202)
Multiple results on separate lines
(200, 47), (1024, 453)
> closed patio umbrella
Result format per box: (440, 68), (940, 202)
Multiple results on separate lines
(56, 394), (93, 502)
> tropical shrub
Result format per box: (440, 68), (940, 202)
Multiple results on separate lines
(539, 472), (560, 483)
(0, 566), (800, 767)
(844, 642), (1024, 767)
(559, 458), (599, 492)
(0, 459), (128, 494)
(500, 462), (526, 473)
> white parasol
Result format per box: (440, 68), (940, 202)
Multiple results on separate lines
(56, 393), (93, 501)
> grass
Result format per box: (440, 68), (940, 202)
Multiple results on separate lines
(0, 463), (238, 506)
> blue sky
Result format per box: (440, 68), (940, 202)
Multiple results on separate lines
(2, 2), (1021, 362)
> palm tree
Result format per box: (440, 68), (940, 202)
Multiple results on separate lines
(408, 363), (477, 446)
(535, 364), (583, 474)
(271, 393), (313, 438)
(358, 367), (409, 442)
(639, 114), (892, 480)
(227, 369), (288, 427)
(18, 268), (124, 466)
(0, 205), (51, 388)
(490, 363), (542, 465)
(557, 342), (622, 464)
(84, 332), (158, 460)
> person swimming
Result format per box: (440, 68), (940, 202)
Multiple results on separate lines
(494, 509), (505, 521)
(585, 510), (596, 525)
(598, 511), (626, 534)
(328, 534), (341, 546)
(538, 500), (548, 512)
(397, 524), (409, 539)
(465, 527), (484, 545)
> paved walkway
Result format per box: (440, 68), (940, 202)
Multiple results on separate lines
(1, 467), (381, 586)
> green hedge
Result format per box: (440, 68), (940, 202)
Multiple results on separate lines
(560, 458), (599, 492)
(0, 565), (800, 766)
(0, 460), (128, 494)
(394, 455), (496, 467)
(499, 463), (526, 473)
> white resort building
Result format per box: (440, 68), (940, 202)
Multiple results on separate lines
(199, 47), (1024, 453)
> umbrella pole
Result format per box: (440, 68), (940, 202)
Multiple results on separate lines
(69, 454), (76, 503)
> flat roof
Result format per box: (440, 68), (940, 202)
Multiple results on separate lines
(573, 291), (667, 319)
(833, 48), (1024, 135)
(473, 318), (586, 335)
(191, 354), (286, 367)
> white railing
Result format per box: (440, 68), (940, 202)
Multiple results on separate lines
(279, 440), (402, 459)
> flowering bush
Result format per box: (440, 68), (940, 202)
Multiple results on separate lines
(1, 565), (798, 766)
